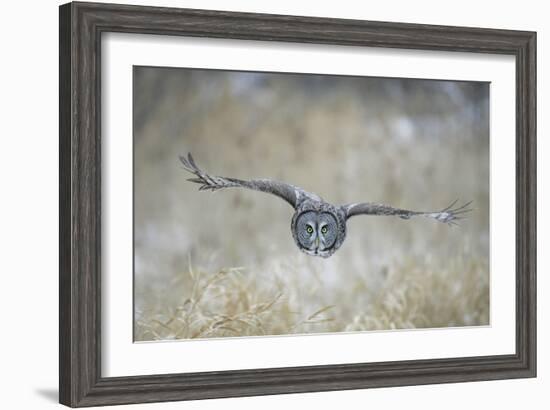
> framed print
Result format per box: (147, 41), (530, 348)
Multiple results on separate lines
(59, 1), (536, 407)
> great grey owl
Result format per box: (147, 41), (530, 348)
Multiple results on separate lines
(180, 153), (472, 258)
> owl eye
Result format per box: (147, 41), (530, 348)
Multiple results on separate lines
(321, 226), (328, 234)
(306, 226), (314, 234)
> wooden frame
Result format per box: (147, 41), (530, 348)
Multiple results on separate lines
(59, 1), (536, 407)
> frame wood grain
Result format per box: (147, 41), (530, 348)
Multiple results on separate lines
(59, 1), (536, 407)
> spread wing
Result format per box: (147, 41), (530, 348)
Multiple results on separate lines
(343, 200), (472, 226)
(179, 153), (321, 209)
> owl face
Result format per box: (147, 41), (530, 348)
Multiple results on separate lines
(294, 211), (339, 257)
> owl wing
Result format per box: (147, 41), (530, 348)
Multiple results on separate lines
(343, 200), (472, 226)
(180, 153), (321, 209)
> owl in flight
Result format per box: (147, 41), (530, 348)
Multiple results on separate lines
(180, 153), (471, 258)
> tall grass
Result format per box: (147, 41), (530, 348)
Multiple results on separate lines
(135, 247), (488, 341)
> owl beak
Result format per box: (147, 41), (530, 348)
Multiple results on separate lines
(314, 237), (320, 249)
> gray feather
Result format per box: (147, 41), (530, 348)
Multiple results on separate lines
(343, 200), (472, 225)
(179, 153), (320, 208)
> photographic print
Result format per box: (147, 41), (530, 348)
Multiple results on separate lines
(133, 66), (489, 342)
(59, 5), (536, 405)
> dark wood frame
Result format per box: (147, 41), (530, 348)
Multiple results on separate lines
(59, 1), (536, 407)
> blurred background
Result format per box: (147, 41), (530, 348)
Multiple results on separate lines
(133, 66), (489, 341)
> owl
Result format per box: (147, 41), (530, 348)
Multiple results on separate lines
(180, 154), (471, 258)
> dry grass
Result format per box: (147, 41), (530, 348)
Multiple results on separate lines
(135, 249), (489, 341)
